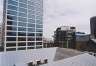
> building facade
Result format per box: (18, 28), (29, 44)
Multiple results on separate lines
(54, 26), (76, 49)
(2, 0), (43, 51)
(90, 16), (96, 39)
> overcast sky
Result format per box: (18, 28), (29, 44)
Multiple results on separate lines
(0, 0), (96, 39)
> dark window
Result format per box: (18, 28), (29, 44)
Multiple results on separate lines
(36, 42), (42, 45)
(37, 61), (41, 65)
(36, 33), (42, 36)
(18, 47), (26, 50)
(36, 29), (43, 32)
(18, 37), (26, 41)
(7, 15), (17, 21)
(28, 42), (35, 46)
(36, 38), (42, 41)
(18, 42), (26, 46)
(8, 0), (18, 6)
(6, 48), (16, 51)
(7, 10), (17, 16)
(7, 26), (17, 31)
(18, 32), (26, 36)
(28, 33), (35, 36)
(28, 37), (35, 41)
(28, 62), (34, 66)
(18, 27), (26, 31)
(7, 21), (17, 26)
(6, 37), (16, 41)
(36, 46), (42, 49)
(36, 25), (43, 28)
(28, 47), (34, 49)
(6, 43), (16, 47)
(7, 32), (16, 36)
(44, 59), (48, 64)
(28, 24), (35, 27)
(28, 19), (35, 23)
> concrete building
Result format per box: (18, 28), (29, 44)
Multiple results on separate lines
(90, 16), (96, 39)
(54, 26), (76, 49)
(1, 0), (43, 51)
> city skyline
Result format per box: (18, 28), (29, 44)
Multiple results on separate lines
(0, 0), (96, 39)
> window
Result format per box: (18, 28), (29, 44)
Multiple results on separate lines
(6, 37), (16, 41)
(18, 12), (27, 17)
(18, 22), (26, 27)
(7, 21), (17, 26)
(28, 19), (35, 23)
(7, 32), (16, 36)
(28, 28), (35, 32)
(18, 37), (26, 41)
(18, 32), (26, 36)
(8, 5), (17, 11)
(6, 43), (16, 47)
(28, 62), (34, 66)
(36, 33), (42, 36)
(19, 0), (27, 4)
(36, 42), (42, 45)
(28, 15), (35, 19)
(18, 47), (26, 50)
(18, 27), (26, 31)
(28, 37), (35, 41)
(7, 26), (17, 31)
(28, 24), (35, 27)
(19, 7), (27, 13)
(36, 29), (43, 32)
(36, 25), (43, 28)
(27, 33), (35, 36)
(8, 0), (18, 6)
(6, 48), (16, 51)
(7, 15), (17, 21)
(7, 10), (17, 16)
(18, 17), (27, 22)
(28, 42), (35, 46)
(18, 42), (26, 46)
(19, 3), (27, 8)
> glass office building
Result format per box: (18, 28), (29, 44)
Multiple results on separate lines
(2, 0), (43, 51)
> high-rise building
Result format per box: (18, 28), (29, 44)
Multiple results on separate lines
(90, 16), (96, 39)
(2, 0), (43, 51)
(54, 26), (76, 49)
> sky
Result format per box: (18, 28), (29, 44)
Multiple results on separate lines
(0, 0), (96, 39)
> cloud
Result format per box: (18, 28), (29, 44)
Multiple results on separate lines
(43, 0), (96, 39)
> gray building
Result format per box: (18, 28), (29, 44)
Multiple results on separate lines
(54, 26), (76, 49)
(1, 0), (43, 51)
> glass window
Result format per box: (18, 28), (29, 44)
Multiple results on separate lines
(28, 19), (35, 23)
(7, 21), (17, 26)
(36, 46), (42, 49)
(6, 43), (16, 47)
(36, 33), (42, 36)
(28, 42), (35, 46)
(28, 24), (35, 27)
(19, 0), (27, 4)
(6, 37), (16, 41)
(28, 37), (35, 41)
(7, 26), (17, 31)
(8, 5), (17, 11)
(28, 1), (35, 6)
(18, 22), (26, 27)
(7, 32), (16, 36)
(18, 42), (26, 46)
(18, 12), (27, 17)
(18, 17), (27, 22)
(18, 32), (26, 36)
(8, 0), (18, 6)
(28, 10), (35, 15)
(28, 5), (35, 10)
(7, 10), (17, 16)
(18, 37), (26, 41)
(28, 15), (35, 19)
(7, 15), (17, 21)
(28, 47), (34, 49)
(19, 3), (27, 8)
(28, 28), (35, 32)
(36, 29), (43, 32)
(6, 48), (16, 51)
(36, 38), (42, 41)
(18, 47), (26, 50)
(36, 20), (42, 24)
(19, 7), (27, 13)
(36, 25), (43, 28)
(27, 33), (35, 36)
(18, 27), (26, 31)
